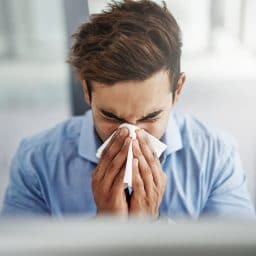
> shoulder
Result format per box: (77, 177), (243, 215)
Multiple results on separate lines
(173, 111), (237, 153)
(172, 111), (238, 176)
(16, 115), (84, 163)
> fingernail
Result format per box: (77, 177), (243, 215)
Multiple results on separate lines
(119, 127), (125, 136)
(125, 137), (130, 145)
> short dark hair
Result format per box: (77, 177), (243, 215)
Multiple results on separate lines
(67, 0), (182, 100)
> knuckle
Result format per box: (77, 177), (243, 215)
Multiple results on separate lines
(148, 154), (155, 164)
(147, 172), (154, 183)
(109, 159), (119, 171)
(152, 184), (158, 194)
(140, 139), (147, 148)
(136, 179), (144, 190)
(143, 166), (151, 177)
(156, 188), (161, 199)
(104, 150), (112, 161)
(101, 185), (108, 196)
(152, 187), (160, 202)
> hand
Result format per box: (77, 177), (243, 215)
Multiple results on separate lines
(92, 127), (131, 216)
(130, 129), (167, 218)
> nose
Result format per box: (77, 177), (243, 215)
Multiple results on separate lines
(121, 115), (147, 130)
(123, 116), (139, 126)
(127, 119), (137, 126)
(123, 119), (145, 130)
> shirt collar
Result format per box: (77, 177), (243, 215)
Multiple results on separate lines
(161, 111), (183, 155)
(78, 110), (183, 164)
(78, 110), (102, 164)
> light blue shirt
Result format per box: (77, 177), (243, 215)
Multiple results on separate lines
(1, 110), (255, 219)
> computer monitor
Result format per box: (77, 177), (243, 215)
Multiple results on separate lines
(0, 217), (255, 256)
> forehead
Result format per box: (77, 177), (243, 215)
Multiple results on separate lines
(91, 70), (172, 114)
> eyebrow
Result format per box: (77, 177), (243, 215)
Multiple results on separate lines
(100, 109), (163, 122)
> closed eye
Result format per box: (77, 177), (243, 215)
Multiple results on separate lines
(101, 111), (124, 122)
(100, 109), (163, 123)
(104, 115), (123, 122)
(139, 117), (160, 122)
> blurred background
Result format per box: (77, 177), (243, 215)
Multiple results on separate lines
(0, 0), (255, 210)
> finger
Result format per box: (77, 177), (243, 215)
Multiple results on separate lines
(136, 129), (157, 164)
(132, 139), (154, 196)
(112, 165), (126, 194)
(96, 127), (129, 181)
(104, 136), (131, 190)
(93, 130), (121, 182)
(136, 129), (162, 187)
(132, 158), (146, 195)
(101, 127), (129, 160)
(102, 127), (121, 153)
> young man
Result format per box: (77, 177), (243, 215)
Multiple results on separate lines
(1, 0), (255, 219)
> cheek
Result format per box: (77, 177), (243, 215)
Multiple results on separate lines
(138, 119), (167, 139)
(91, 108), (119, 141)
(94, 118), (120, 141)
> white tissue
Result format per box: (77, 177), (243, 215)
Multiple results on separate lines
(96, 123), (167, 192)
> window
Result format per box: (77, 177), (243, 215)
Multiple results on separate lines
(0, 0), (70, 203)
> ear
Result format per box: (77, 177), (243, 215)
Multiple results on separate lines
(82, 80), (91, 107)
(173, 72), (186, 105)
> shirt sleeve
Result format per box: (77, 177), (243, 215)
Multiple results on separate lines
(201, 138), (255, 220)
(1, 140), (50, 216)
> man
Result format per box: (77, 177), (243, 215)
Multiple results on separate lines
(1, 0), (255, 219)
